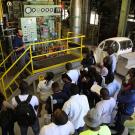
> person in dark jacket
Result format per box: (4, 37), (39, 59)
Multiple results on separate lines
(61, 73), (72, 98)
(81, 50), (96, 69)
(45, 82), (68, 114)
(0, 92), (15, 135)
(113, 77), (135, 135)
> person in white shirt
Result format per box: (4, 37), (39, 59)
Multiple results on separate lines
(90, 88), (116, 125)
(62, 84), (90, 134)
(37, 72), (54, 116)
(37, 72), (54, 101)
(12, 81), (39, 135)
(107, 48), (117, 74)
(105, 74), (121, 98)
(39, 109), (74, 135)
(65, 62), (80, 84)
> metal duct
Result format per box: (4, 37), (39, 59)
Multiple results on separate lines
(70, 0), (82, 35)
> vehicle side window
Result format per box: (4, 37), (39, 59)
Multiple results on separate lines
(127, 40), (132, 48)
(103, 40), (114, 51)
(120, 40), (132, 50)
(103, 40), (119, 53)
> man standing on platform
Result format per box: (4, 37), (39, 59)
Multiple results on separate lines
(13, 28), (27, 69)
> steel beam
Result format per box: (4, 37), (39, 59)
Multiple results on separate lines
(117, 0), (131, 36)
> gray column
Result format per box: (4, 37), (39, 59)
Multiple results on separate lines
(117, 0), (131, 36)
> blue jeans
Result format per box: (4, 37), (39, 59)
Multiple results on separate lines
(19, 118), (40, 135)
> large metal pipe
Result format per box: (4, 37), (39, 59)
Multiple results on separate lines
(70, 0), (82, 35)
(82, 0), (90, 37)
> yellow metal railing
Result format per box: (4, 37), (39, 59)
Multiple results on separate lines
(0, 51), (14, 67)
(0, 35), (85, 99)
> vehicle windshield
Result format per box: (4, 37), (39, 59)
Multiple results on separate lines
(103, 40), (119, 53)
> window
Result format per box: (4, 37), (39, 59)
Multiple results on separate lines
(103, 40), (114, 51)
(103, 40), (119, 53)
(120, 40), (133, 50)
(90, 11), (99, 25)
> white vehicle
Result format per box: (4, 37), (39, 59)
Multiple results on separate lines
(95, 37), (133, 64)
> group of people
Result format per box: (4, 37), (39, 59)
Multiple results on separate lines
(0, 47), (135, 135)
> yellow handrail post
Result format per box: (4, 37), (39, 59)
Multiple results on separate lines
(0, 51), (14, 67)
(66, 32), (70, 54)
(1, 78), (7, 99)
(30, 46), (34, 74)
(80, 37), (83, 60)
(0, 41), (6, 71)
(9, 86), (13, 93)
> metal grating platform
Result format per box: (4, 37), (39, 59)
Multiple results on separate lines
(33, 54), (80, 70)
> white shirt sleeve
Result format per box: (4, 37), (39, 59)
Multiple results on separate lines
(12, 97), (18, 107)
(69, 121), (75, 134)
(62, 101), (71, 116)
(31, 95), (39, 106)
(95, 103), (104, 121)
(39, 127), (46, 135)
(111, 55), (117, 73)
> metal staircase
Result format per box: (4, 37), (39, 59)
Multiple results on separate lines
(0, 34), (85, 99)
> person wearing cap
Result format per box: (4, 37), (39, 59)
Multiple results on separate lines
(39, 109), (75, 135)
(65, 62), (80, 84)
(80, 109), (111, 135)
(62, 84), (89, 134)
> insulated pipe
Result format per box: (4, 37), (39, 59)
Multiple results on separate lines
(70, 0), (82, 36)
(82, 0), (90, 37)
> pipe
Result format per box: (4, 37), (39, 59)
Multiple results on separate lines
(82, 0), (90, 37)
(70, 0), (82, 35)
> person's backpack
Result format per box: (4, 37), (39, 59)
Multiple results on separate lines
(15, 95), (36, 126)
